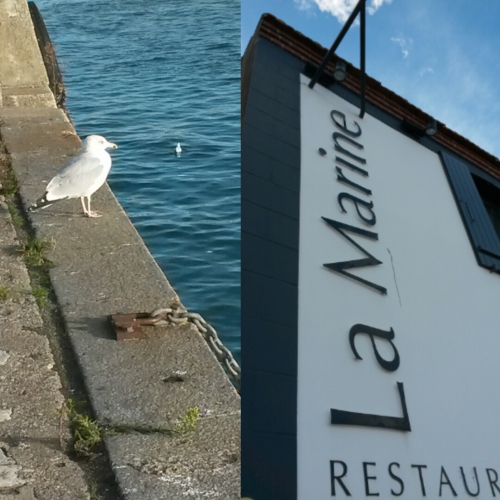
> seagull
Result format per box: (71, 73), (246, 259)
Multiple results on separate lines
(175, 142), (182, 156)
(29, 135), (118, 218)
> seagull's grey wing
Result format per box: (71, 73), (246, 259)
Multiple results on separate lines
(46, 154), (105, 200)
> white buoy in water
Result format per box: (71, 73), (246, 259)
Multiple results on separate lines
(175, 143), (182, 156)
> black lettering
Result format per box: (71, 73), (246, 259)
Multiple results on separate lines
(336, 167), (372, 196)
(349, 324), (400, 372)
(322, 217), (387, 295)
(363, 462), (379, 496)
(388, 463), (404, 496)
(331, 110), (362, 137)
(486, 469), (500, 496)
(439, 467), (457, 497)
(333, 132), (366, 164)
(336, 156), (368, 177)
(338, 193), (376, 226)
(331, 382), (411, 431)
(411, 465), (427, 496)
(330, 460), (351, 496)
(460, 467), (480, 496)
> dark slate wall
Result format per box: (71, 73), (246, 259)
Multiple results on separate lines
(241, 38), (303, 500)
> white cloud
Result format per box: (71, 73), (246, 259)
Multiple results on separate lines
(385, 41), (500, 158)
(418, 66), (434, 77)
(367, 0), (393, 15)
(305, 0), (393, 22)
(391, 35), (412, 58)
(294, 0), (314, 11)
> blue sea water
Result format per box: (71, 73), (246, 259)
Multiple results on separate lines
(36, 0), (241, 362)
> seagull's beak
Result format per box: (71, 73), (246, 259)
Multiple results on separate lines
(108, 142), (118, 149)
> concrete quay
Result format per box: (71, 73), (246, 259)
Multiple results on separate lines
(0, 193), (90, 499)
(0, 1), (240, 498)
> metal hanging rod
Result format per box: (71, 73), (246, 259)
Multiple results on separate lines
(308, 0), (366, 118)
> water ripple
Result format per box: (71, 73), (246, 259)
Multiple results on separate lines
(37, 0), (241, 361)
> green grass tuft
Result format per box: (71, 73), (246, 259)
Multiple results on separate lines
(22, 237), (53, 268)
(32, 287), (48, 308)
(0, 286), (11, 301)
(88, 480), (103, 500)
(1, 169), (18, 197)
(176, 406), (200, 434)
(7, 203), (23, 227)
(66, 399), (102, 455)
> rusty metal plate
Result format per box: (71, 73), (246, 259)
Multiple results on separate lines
(110, 313), (149, 341)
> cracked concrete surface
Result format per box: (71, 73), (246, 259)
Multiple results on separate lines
(0, 196), (89, 499)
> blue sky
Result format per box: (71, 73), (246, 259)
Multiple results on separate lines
(242, 0), (500, 159)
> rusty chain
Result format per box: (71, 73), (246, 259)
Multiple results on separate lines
(149, 305), (241, 391)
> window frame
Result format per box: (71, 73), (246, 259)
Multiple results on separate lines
(440, 150), (500, 273)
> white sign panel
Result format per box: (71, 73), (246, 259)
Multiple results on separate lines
(297, 74), (500, 499)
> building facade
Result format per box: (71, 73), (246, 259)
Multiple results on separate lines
(242, 14), (500, 500)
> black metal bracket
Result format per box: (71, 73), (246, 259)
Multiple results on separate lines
(400, 118), (427, 139)
(303, 61), (337, 88)
(308, 0), (366, 118)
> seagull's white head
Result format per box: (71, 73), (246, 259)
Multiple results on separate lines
(82, 135), (118, 152)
